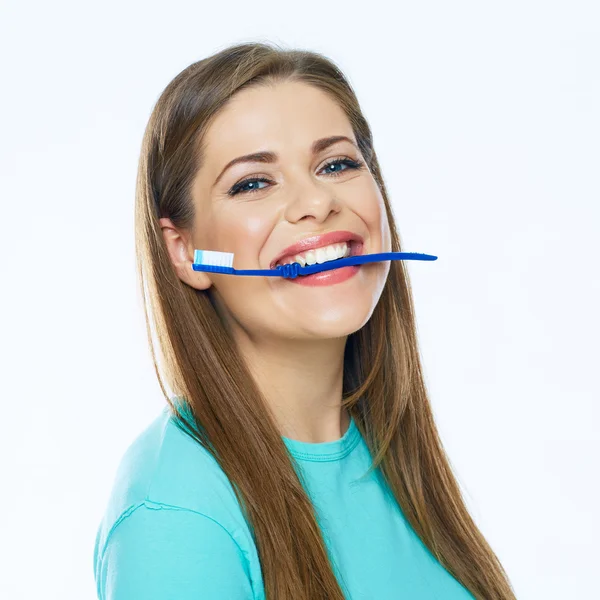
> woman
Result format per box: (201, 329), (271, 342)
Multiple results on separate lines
(93, 41), (517, 600)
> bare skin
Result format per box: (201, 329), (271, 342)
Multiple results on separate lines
(160, 80), (391, 443)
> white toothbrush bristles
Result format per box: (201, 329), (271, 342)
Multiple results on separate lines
(194, 249), (235, 268)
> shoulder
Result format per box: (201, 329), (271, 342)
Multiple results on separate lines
(98, 403), (244, 515)
(93, 404), (259, 597)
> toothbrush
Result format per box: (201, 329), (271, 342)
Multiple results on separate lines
(192, 249), (438, 279)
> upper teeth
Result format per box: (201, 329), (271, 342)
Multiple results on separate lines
(276, 242), (351, 268)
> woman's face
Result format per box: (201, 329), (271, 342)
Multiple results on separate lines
(163, 80), (391, 342)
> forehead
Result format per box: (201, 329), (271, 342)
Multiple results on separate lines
(202, 81), (354, 163)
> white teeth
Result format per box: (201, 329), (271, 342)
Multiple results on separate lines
(276, 242), (351, 268)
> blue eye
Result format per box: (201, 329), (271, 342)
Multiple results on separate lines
(227, 157), (365, 197)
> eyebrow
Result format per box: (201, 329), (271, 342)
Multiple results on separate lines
(212, 135), (358, 189)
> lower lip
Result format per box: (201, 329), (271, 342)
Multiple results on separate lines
(291, 264), (361, 286)
(280, 241), (363, 287)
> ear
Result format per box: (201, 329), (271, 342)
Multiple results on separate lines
(159, 218), (212, 291)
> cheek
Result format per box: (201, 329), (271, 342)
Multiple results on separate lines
(355, 184), (389, 235)
(244, 215), (270, 240)
(210, 211), (275, 270)
(213, 212), (271, 249)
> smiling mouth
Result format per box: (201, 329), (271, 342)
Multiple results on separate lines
(272, 240), (364, 269)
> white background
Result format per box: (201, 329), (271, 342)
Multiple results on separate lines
(1, 1), (598, 598)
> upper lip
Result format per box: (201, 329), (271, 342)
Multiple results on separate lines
(270, 230), (364, 268)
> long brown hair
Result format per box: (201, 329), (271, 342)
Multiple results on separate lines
(134, 41), (516, 600)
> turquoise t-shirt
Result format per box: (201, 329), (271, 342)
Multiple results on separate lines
(93, 403), (475, 599)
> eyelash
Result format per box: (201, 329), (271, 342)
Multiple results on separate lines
(227, 157), (365, 197)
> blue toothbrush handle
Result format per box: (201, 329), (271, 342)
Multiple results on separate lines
(192, 251), (438, 278)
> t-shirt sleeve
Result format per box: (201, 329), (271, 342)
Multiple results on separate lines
(96, 503), (255, 600)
